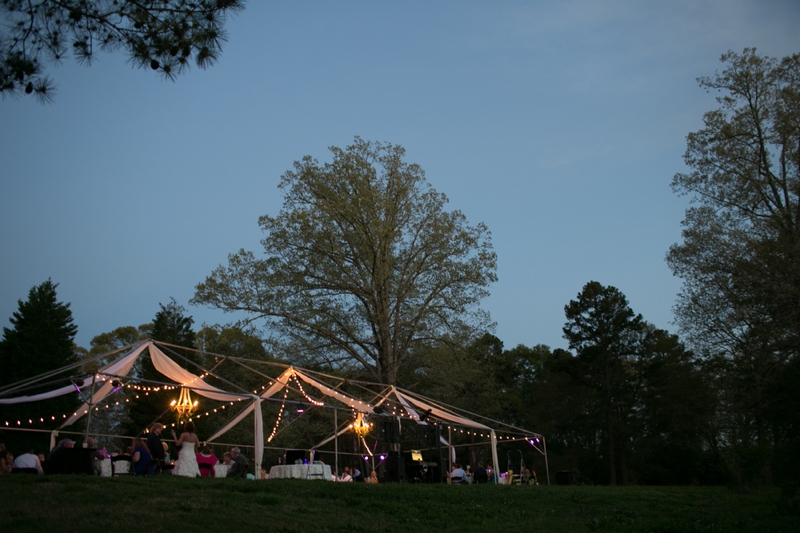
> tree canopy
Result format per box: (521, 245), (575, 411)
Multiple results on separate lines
(193, 138), (497, 385)
(0, 280), (80, 451)
(0, 0), (244, 102)
(667, 48), (800, 485)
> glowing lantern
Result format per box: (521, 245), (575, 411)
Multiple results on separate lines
(170, 387), (198, 422)
(350, 412), (371, 437)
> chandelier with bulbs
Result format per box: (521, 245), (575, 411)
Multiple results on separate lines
(350, 412), (372, 438)
(170, 387), (198, 423)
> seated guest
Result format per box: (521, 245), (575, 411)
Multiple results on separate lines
(132, 438), (153, 476)
(222, 452), (233, 470)
(226, 447), (248, 479)
(367, 471), (379, 484)
(450, 463), (466, 484)
(473, 461), (488, 484)
(196, 445), (218, 477)
(338, 467), (353, 482)
(14, 449), (44, 474)
(44, 439), (76, 474)
(0, 447), (12, 474)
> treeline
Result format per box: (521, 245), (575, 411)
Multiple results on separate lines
(0, 278), (797, 487)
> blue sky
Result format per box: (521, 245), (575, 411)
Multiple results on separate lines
(1, 0), (799, 353)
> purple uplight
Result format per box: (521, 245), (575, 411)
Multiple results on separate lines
(364, 456), (369, 461)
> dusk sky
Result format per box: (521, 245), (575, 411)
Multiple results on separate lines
(2, 1), (799, 353)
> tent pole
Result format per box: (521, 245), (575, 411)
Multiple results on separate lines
(448, 425), (453, 484)
(490, 430), (499, 485)
(334, 408), (339, 478)
(82, 377), (98, 443)
(254, 397), (263, 477)
(543, 435), (550, 485)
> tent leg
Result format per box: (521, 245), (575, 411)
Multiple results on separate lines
(82, 378), (98, 443)
(543, 435), (550, 485)
(448, 425), (453, 484)
(490, 430), (499, 485)
(253, 398), (263, 477)
(50, 430), (58, 452)
(334, 408), (338, 479)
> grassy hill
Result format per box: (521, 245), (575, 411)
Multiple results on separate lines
(0, 476), (796, 533)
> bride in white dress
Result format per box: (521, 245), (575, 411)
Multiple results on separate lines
(171, 422), (201, 477)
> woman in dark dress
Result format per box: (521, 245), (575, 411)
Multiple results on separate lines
(132, 438), (153, 476)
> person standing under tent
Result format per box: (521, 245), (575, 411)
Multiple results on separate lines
(171, 422), (201, 477)
(147, 423), (166, 473)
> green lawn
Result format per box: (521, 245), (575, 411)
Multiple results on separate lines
(0, 476), (795, 533)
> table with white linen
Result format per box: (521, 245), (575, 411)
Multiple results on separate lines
(214, 464), (228, 478)
(98, 458), (112, 477)
(268, 464), (332, 481)
(98, 457), (131, 476)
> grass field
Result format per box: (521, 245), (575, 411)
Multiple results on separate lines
(1, 475), (796, 533)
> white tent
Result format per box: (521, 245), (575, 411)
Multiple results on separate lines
(0, 340), (549, 482)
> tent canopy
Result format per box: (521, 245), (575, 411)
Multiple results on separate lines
(0, 340), (546, 479)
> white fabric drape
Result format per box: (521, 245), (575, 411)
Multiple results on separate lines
(205, 367), (294, 443)
(394, 386), (427, 424)
(395, 391), (492, 430)
(253, 398), (263, 474)
(60, 343), (149, 427)
(0, 343), (147, 405)
(294, 369), (372, 412)
(148, 344), (250, 402)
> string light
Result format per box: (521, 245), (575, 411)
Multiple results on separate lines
(267, 386), (289, 443)
(292, 374), (324, 407)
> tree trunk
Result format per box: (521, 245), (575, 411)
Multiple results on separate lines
(607, 398), (617, 485)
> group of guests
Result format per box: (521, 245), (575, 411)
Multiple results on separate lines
(0, 443), (46, 474)
(451, 461), (491, 484)
(137, 421), (249, 478)
(1, 422), (251, 479)
(335, 466), (379, 483)
(0, 437), (110, 475)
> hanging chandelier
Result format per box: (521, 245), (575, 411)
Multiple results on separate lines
(170, 387), (198, 422)
(350, 412), (371, 438)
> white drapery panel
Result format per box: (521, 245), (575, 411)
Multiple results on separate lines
(395, 391), (492, 430)
(148, 344), (250, 402)
(60, 343), (149, 427)
(0, 343), (147, 406)
(205, 367), (294, 444)
(394, 386), (426, 424)
(293, 369), (373, 412)
(253, 398), (263, 474)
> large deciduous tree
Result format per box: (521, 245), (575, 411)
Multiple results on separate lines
(1, 0), (244, 102)
(193, 138), (497, 385)
(667, 48), (800, 485)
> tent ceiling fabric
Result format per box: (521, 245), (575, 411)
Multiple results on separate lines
(148, 344), (252, 402)
(0, 343), (146, 406)
(0, 340), (540, 481)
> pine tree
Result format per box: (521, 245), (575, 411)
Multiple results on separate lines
(0, 280), (80, 452)
(123, 299), (198, 436)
